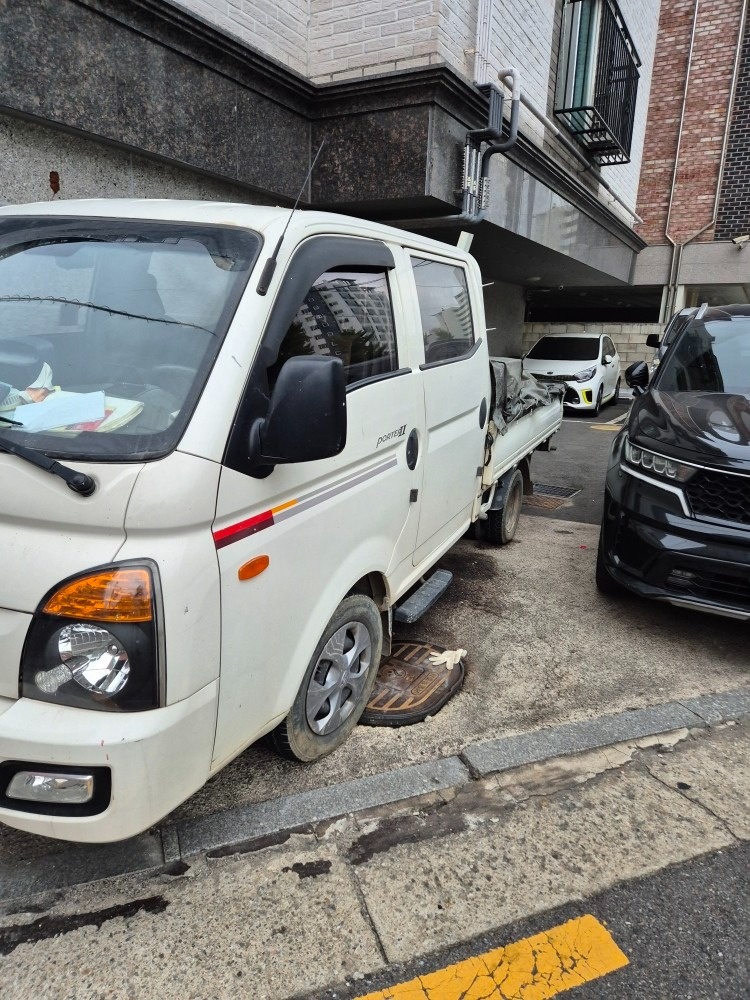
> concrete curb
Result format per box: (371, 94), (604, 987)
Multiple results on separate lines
(1, 687), (748, 902)
(461, 701), (702, 776)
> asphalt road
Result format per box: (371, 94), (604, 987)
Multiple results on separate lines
(526, 397), (631, 526)
(302, 843), (750, 1000)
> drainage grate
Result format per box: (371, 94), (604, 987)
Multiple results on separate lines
(533, 483), (581, 499)
(524, 494), (569, 510)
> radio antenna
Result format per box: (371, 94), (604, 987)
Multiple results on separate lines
(256, 140), (326, 295)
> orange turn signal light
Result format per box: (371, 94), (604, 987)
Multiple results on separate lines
(238, 555), (270, 581)
(43, 568), (153, 622)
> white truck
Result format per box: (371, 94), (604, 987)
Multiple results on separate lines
(0, 201), (561, 842)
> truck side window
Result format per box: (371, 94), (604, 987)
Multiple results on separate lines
(411, 258), (475, 364)
(270, 268), (398, 389)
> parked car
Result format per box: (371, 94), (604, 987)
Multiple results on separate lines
(523, 333), (620, 415)
(0, 200), (562, 842)
(597, 304), (750, 621)
(646, 306), (697, 372)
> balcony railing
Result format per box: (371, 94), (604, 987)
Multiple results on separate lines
(554, 0), (641, 166)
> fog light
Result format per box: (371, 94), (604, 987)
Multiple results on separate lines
(668, 569), (696, 589)
(6, 771), (94, 805)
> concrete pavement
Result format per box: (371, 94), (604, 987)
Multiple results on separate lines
(0, 718), (747, 998)
(1, 506), (749, 878)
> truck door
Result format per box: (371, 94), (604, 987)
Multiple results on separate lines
(408, 254), (489, 566)
(211, 236), (424, 766)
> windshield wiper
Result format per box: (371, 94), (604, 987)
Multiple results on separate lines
(0, 435), (96, 496)
(0, 414), (22, 426)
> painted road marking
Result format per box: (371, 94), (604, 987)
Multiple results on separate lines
(590, 424), (622, 431)
(354, 914), (628, 1000)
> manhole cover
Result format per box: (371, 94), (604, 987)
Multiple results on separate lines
(533, 483), (581, 499)
(524, 494), (568, 509)
(360, 639), (465, 727)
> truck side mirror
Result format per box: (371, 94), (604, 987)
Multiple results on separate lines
(646, 334), (662, 349)
(625, 360), (649, 395)
(250, 356), (347, 470)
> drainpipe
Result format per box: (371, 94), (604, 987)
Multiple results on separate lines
(662, 0), (701, 322)
(390, 67), (522, 228)
(393, 71), (642, 232)
(668, 0), (749, 312)
(515, 92), (643, 225)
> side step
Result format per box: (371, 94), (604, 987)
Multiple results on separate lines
(394, 569), (453, 624)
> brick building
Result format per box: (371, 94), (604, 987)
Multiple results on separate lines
(631, 0), (750, 319)
(1, 0), (660, 353)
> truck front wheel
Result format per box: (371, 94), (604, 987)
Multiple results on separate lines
(271, 594), (383, 761)
(485, 468), (524, 545)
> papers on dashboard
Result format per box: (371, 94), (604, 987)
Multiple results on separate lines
(9, 391), (105, 433)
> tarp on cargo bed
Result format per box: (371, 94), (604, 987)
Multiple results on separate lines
(490, 357), (564, 434)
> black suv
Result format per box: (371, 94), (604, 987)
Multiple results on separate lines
(597, 304), (750, 621)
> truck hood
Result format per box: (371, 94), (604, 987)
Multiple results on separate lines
(630, 390), (750, 471)
(0, 456), (143, 615)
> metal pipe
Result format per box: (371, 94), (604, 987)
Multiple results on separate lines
(665, 0), (700, 244)
(662, 0), (700, 321)
(665, 0), (748, 320)
(516, 91), (643, 224)
(678, 0), (748, 246)
(392, 68), (522, 228)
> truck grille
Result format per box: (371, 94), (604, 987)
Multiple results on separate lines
(685, 470), (750, 527)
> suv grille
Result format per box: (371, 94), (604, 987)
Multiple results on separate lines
(666, 566), (750, 610)
(685, 470), (750, 526)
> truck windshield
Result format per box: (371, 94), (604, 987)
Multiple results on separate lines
(0, 216), (260, 460)
(526, 336), (599, 361)
(656, 318), (750, 395)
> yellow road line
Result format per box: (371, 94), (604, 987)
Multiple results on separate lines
(355, 914), (628, 1000)
(590, 424), (621, 431)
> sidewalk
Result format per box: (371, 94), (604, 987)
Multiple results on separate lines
(0, 700), (748, 999)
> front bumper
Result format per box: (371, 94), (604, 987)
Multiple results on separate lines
(600, 463), (750, 620)
(563, 380), (597, 409)
(533, 377), (598, 409)
(0, 681), (217, 842)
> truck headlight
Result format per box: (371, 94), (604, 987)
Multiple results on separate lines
(21, 564), (163, 712)
(624, 440), (696, 483)
(574, 366), (597, 382)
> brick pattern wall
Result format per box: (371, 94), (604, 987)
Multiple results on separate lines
(636, 0), (745, 245)
(602, 0), (660, 212)
(716, 15), (750, 240)
(310, 0), (441, 81)
(168, 0), (308, 74)
(167, 0), (656, 225)
(522, 322), (662, 371)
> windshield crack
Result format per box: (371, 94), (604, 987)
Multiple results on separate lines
(0, 295), (214, 335)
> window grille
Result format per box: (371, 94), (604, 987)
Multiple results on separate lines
(554, 0), (640, 165)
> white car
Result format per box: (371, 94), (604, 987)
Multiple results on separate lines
(523, 333), (621, 415)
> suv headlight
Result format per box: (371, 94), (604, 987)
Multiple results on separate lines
(574, 366), (597, 382)
(624, 440), (696, 483)
(21, 563), (163, 712)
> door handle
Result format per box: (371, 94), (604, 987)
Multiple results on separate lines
(406, 429), (419, 470)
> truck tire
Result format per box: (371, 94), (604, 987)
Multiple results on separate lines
(485, 468), (524, 545)
(271, 594), (383, 762)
